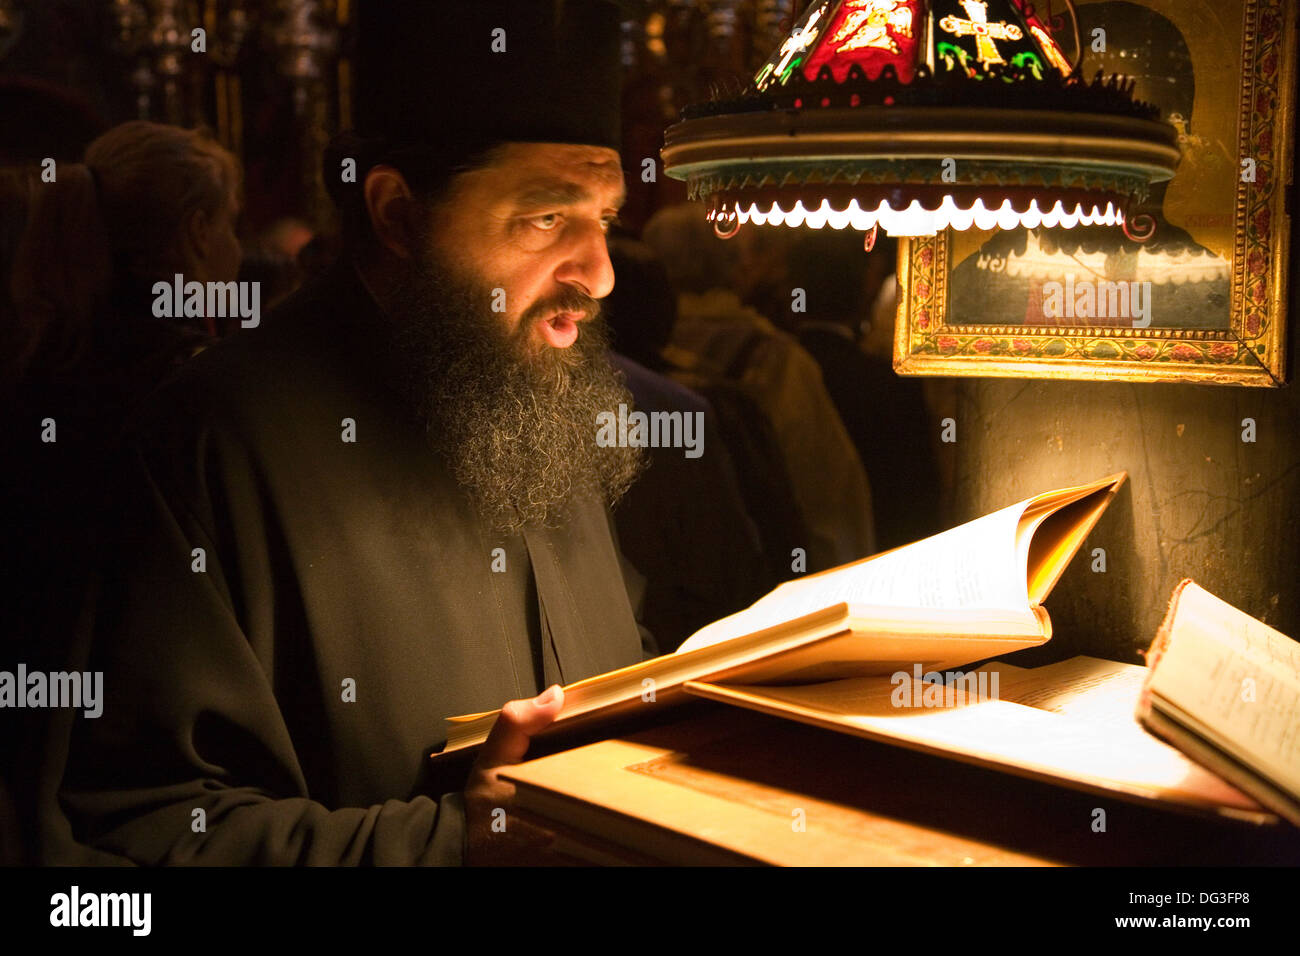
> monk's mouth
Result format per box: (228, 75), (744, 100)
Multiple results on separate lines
(538, 312), (580, 348)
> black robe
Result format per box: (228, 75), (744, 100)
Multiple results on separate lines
(56, 262), (651, 865)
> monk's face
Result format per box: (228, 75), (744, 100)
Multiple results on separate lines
(370, 142), (644, 533)
(423, 142), (626, 358)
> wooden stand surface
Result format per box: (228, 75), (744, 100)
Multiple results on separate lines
(498, 703), (1300, 866)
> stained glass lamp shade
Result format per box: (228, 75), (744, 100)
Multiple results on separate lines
(661, 0), (1181, 240)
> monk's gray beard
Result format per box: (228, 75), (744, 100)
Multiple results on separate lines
(379, 252), (646, 534)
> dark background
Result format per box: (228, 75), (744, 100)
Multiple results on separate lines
(3, 0), (1298, 662)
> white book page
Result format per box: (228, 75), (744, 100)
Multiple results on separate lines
(712, 657), (1257, 810)
(991, 656), (1151, 730)
(678, 501), (1031, 653)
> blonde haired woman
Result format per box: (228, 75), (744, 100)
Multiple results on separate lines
(5, 120), (242, 386)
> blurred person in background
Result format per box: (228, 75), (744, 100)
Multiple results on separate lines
(602, 233), (806, 588)
(1, 120), (243, 864)
(782, 230), (942, 551)
(232, 216), (316, 333)
(643, 203), (877, 572)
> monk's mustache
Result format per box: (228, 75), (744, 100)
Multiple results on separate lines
(521, 290), (601, 327)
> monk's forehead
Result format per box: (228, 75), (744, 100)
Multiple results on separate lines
(489, 142), (624, 190)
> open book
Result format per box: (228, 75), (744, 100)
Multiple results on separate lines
(1137, 579), (1300, 826)
(684, 656), (1269, 820)
(437, 471), (1128, 754)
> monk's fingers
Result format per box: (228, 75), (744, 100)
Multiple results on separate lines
(474, 684), (565, 770)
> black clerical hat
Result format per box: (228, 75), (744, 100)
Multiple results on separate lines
(353, 0), (624, 155)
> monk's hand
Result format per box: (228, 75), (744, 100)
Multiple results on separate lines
(463, 684), (564, 865)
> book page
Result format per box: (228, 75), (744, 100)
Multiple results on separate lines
(1021, 492), (1111, 605)
(679, 500), (1030, 653)
(690, 656), (1259, 812)
(1147, 582), (1300, 795)
(990, 656), (1152, 730)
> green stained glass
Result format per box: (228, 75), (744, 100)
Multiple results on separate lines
(936, 41), (974, 74)
(1009, 51), (1045, 81)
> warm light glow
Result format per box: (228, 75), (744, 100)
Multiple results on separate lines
(645, 12), (667, 58)
(727, 197), (1123, 237)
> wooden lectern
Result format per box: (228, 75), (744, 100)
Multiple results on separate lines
(495, 703), (1300, 866)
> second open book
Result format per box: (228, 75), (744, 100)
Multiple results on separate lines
(439, 470), (1129, 753)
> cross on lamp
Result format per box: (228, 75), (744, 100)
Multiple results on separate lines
(939, 0), (1022, 68)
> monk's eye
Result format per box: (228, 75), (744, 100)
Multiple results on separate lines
(528, 213), (563, 231)
(600, 214), (622, 233)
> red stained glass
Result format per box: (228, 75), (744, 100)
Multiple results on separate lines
(801, 0), (923, 83)
(751, 0), (1078, 91)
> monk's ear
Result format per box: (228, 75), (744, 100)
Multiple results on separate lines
(363, 165), (419, 259)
